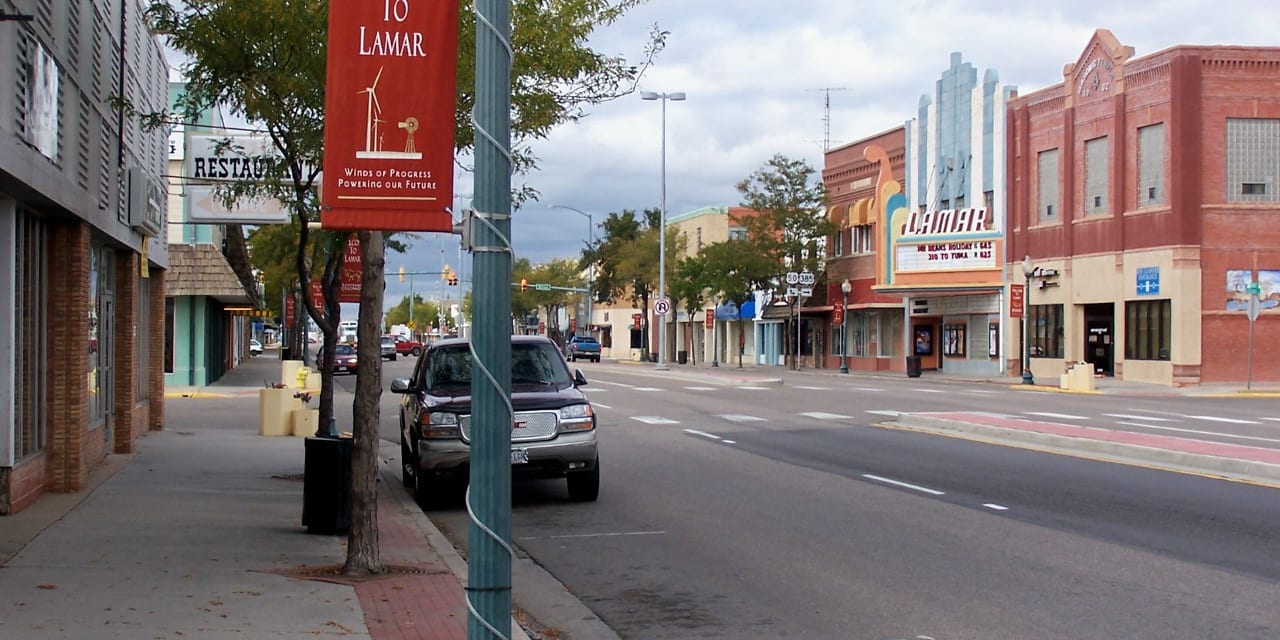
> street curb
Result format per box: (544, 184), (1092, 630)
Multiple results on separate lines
(887, 414), (1280, 487)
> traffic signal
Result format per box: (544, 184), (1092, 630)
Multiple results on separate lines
(398, 265), (405, 283)
(520, 278), (528, 292)
(448, 274), (458, 286)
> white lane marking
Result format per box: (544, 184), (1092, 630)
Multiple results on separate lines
(596, 380), (637, 388)
(1115, 421), (1280, 444)
(866, 410), (902, 417)
(736, 386), (772, 391)
(631, 416), (679, 424)
(983, 503), (1009, 511)
(592, 402), (613, 409)
(1263, 418), (1280, 423)
(802, 412), (851, 420)
(970, 390), (996, 394)
(855, 387), (883, 392)
(794, 385), (830, 390)
(683, 429), (722, 440)
(1025, 411), (1090, 420)
(718, 414), (765, 422)
(916, 389), (945, 394)
(1105, 413), (1176, 421)
(1185, 415), (1261, 425)
(723, 440), (737, 444)
(684, 386), (716, 391)
(583, 388), (609, 393)
(633, 387), (662, 392)
(519, 530), (666, 541)
(862, 474), (945, 496)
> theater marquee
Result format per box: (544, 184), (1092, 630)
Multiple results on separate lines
(321, 0), (459, 231)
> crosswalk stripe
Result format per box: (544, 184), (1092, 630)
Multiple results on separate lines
(684, 386), (716, 391)
(1185, 415), (1261, 425)
(1105, 413), (1175, 421)
(736, 386), (772, 391)
(866, 410), (902, 417)
(632, 387), (662, 392)
(718, 414), (765, 422)
(793, 386), (829, 390)
(801, 411), (851, 420)
(631, 416), (678, 424)
(1026, 411), (1089, 420)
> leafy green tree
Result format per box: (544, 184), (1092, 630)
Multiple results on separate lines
(146, 0), (665, 577)
(736, 154), (833, 275)
(734, 154), (833, 368)
(583, 208), (682, 359)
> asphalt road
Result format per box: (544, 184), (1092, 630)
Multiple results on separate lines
(358, 358), (1280, 639)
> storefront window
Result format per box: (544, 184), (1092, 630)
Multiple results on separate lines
(1125, 299), (1171, 360)
(1029, 304), (1064, 358)
(880, 313), (901, 357)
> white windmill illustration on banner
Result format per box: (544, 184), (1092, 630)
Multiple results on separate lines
(355, 66), (422, 160)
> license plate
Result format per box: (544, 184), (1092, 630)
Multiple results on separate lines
(510, 448), (529, 464)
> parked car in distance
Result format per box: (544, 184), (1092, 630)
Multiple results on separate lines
(393, 335), (424, 357)
(249, 339), (263, 356)
(565, 335), (601, 362)
(391, 335), (599, 504)
(321, 343), (359, 375)
(380, 336), (398, 361)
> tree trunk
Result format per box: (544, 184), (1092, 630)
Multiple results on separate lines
(344, 230), (385, 577)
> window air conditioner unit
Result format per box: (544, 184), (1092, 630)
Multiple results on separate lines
(127, 166), (164, 236)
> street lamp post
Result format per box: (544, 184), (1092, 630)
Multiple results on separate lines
(553, 205), (594, 337)
(1021, 255), (1035, 385)
(641, 90), (686, 370)
(839, 280), (851, 374)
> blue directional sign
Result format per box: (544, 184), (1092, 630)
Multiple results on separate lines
(1136, 267), (1160, 296)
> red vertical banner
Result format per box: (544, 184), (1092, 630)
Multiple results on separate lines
(704, 309), (714, 328)
(1009, 284), (1025, 318)
(321, 0), (460, 231)
(285, 295), (296, 330)
(339, 236), (362, 303)
(832, 302), (844, 326)
(310, 279), (324, 309)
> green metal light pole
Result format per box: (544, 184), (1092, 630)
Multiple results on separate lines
(469, 0), (514, 637)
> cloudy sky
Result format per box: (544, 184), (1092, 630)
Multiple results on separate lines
(373, 0), (1278, 310)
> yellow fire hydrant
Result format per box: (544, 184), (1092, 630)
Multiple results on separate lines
(295, 366), (311, 389)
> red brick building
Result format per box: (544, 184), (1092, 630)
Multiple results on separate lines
(823, 127), (909, 372)
(1007, 30), (1280, 386)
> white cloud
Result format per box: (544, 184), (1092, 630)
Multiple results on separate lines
(386, 0), (1280, 310)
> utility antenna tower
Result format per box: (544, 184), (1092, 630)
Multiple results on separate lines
(807, 87), (847, 151)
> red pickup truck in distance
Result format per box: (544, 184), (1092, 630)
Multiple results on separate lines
(392, 335), (424, 357)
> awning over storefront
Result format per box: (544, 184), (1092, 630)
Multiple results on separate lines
(759, 303), (793, 321)
(166, 244), (257, 305)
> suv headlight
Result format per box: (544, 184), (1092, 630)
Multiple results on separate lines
(557, 403), (595, 433)
(423, 411), (461, 438)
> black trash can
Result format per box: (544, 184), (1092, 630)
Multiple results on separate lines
(677, 350), (688, 364)
(905, 356), (922, 378)
(280, 346), (292, 360)
(302, 436), (352, 534)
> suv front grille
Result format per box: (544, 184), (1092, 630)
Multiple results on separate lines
(460, 410), (559, 442)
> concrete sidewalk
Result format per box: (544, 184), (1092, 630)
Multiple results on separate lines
(0, 351), (530, 640)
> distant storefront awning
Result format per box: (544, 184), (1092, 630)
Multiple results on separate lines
(166, 244), (257, 305)
(760, 303), (793, 321)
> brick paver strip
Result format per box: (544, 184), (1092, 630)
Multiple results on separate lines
(928, 412), (1280, 464)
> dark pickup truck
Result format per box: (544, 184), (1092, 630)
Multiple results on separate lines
(565, 335), (601, 362)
